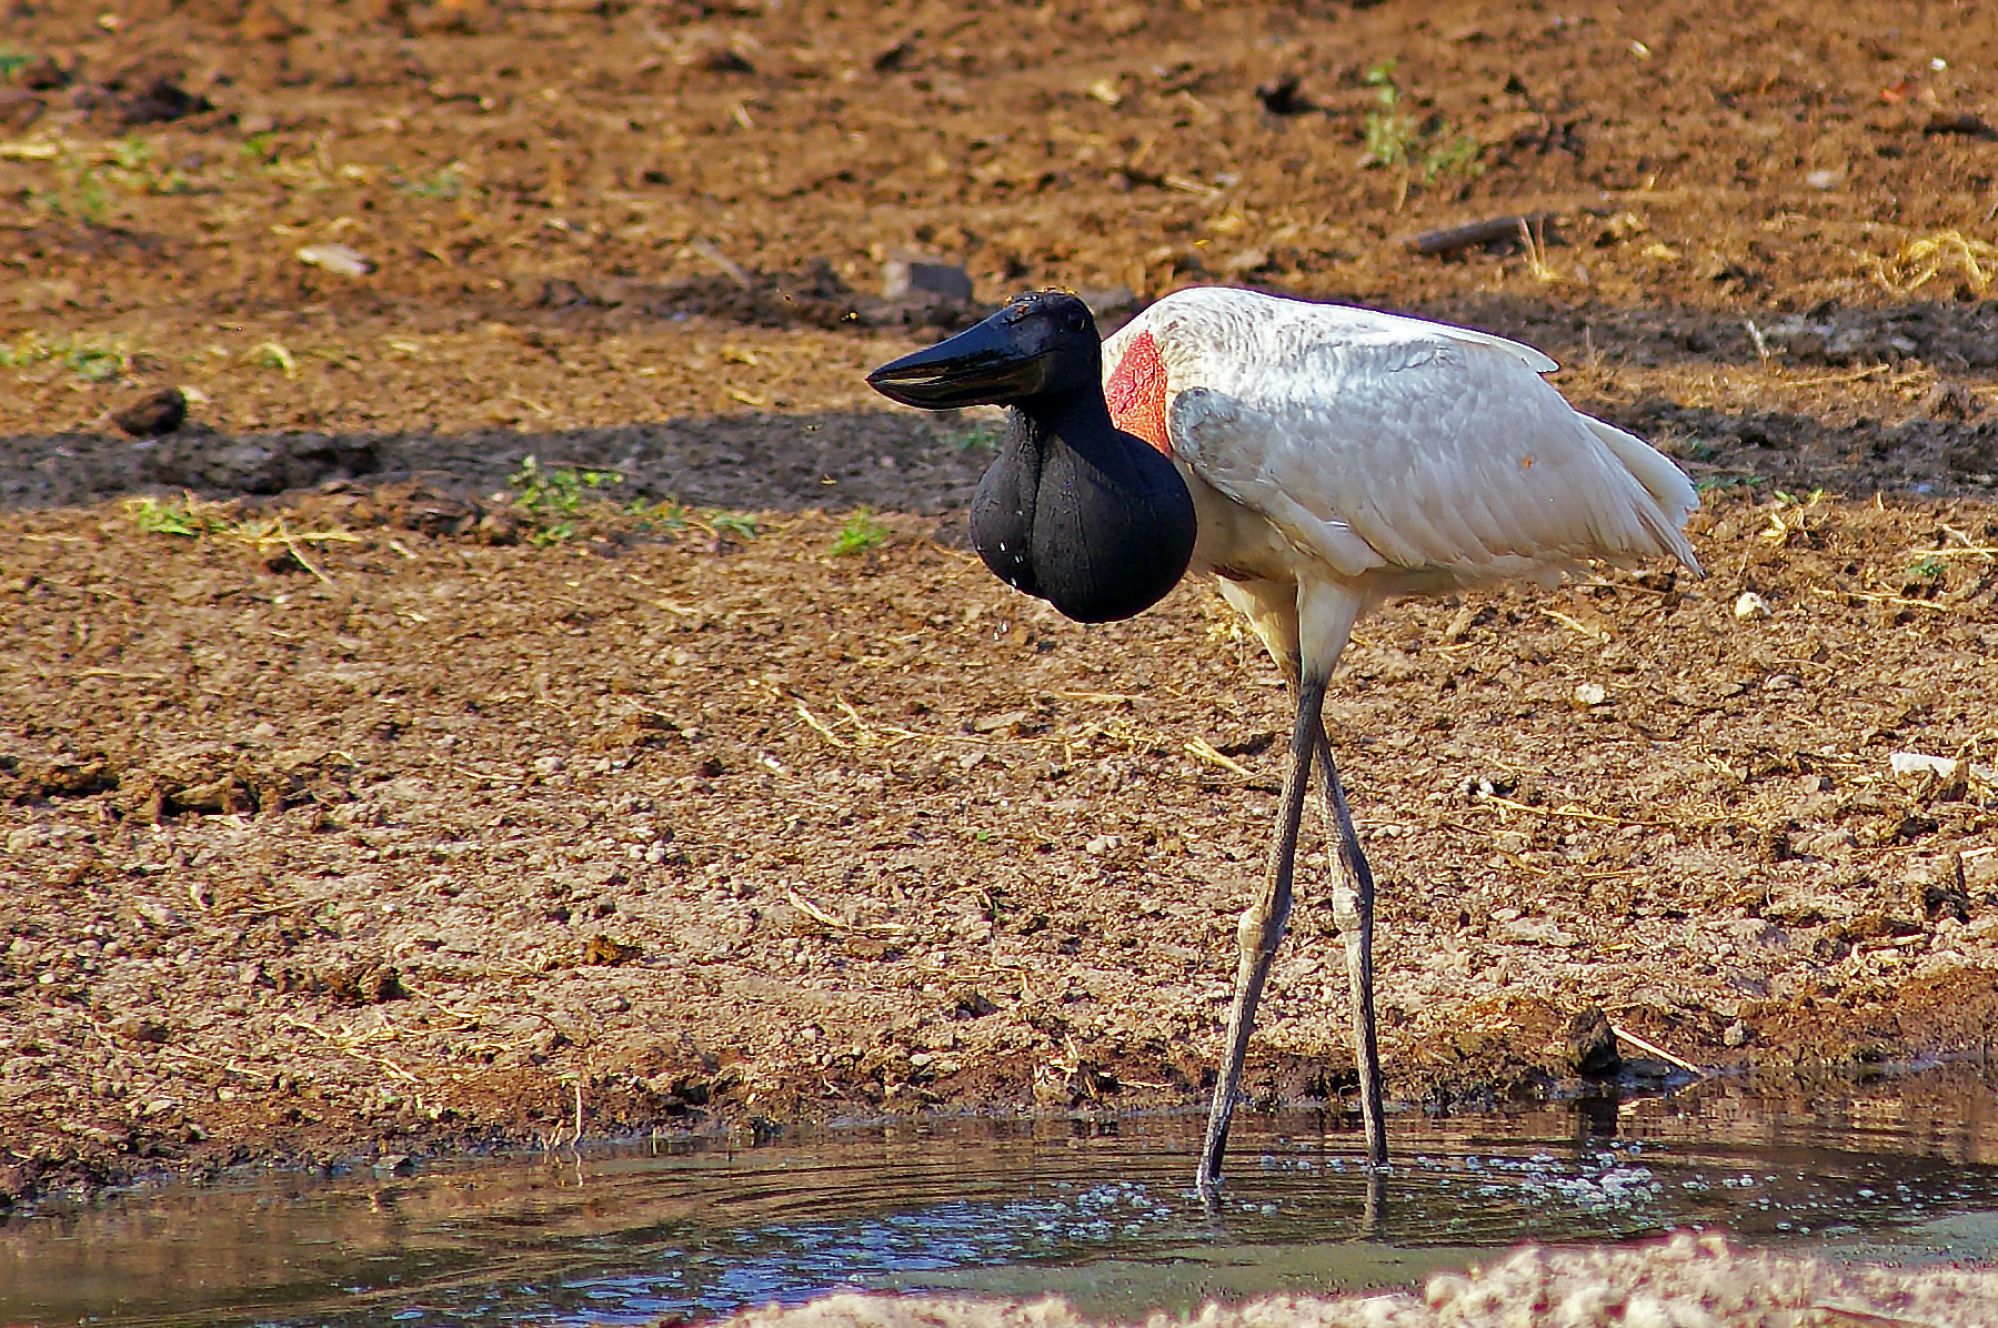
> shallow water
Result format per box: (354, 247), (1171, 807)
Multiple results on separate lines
(8, 1068), (1998, 1327)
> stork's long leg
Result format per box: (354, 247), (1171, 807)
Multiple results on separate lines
(1198, 675), (1327, 1195)
(1312, 732), (1388, 1167)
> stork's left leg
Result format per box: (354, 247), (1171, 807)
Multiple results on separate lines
(1312, 733), (1388, 1166)
(1198, 674), (1324, 1196)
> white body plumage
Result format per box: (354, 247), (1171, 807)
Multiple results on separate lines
(1100, 286), (1702, 672)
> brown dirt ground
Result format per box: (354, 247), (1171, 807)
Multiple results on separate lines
(2, 0), (1998, 1212)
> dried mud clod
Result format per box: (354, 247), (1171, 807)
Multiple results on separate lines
(1564, 1007), (1623, 1077)
(107, 386), (187, 438)
(273, 962), (405, 1007)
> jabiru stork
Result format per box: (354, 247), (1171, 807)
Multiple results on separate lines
(866, 286), (1702, 1192)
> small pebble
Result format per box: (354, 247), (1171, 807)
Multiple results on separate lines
(296, 242), (375, 277)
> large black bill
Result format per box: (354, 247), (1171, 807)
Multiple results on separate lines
(866, 315), (1050, 409)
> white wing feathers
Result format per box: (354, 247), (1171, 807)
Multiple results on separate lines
(1120, 289), (1701, 582)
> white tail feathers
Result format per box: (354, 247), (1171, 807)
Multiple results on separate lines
(1583, 415), (1704, 576)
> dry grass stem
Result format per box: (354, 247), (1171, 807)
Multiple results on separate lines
(276, 518), (335, 586)
(1184, 737), (1257, 780)
(1867, 229), (1998, 294)
(1473, 792), (1629, 826)
(1610, 1022), (1705, 1076)
(1809, 587), (1961, 613)
(1541, 608), (1611, 642)
(793, 699), (850, 749)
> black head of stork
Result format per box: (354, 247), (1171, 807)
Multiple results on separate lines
(867, 290), (1196, 624)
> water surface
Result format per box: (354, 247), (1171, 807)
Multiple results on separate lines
(8, 1068), (1998, 1326)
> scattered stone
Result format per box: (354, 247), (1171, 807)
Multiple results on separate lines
(537, 276), (594, 308)
(584, 934), (643, 965)
(1079, 287), (1141, 331)
(1564, 1005), (1621, 1076)
(240, 0), (305, 42)
(1922, 380), (1981, 420)
(872, 39), (914, 73)
(882, 254), (973, 305)
(949, 986), (998, 1019)
(1732, 591), (1770, 619)
(121, 77), (212, 125)
(109, 386), (188, 438)
(278, 962), (404, 1005)
(0, 88), (45, 130)
(1925, 110), (1998, 139)
(1909, 856), (1972, 924)
(296, 242), (375, 278)
(114, 1016), (171, 1044)
(1894, 750), (1958, 782)
(1723, 1019), (1753, 1047)
(1255, 74), (1314, 117)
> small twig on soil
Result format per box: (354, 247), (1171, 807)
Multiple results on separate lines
(1744, 318), (1770, 367)
(688, 238), (752, 290)
(1405, 211), (1559, 257)
(786, 888), (907, 936)
(1610, 1022), (1704, 1076)
(279, 1014), (423, 1084)
(235, 891), (349, 920)
(1472, 791), (1629, 825)
(787, 889), (854, 932)
(1805, 1306), (1933, 1328)
(834, 695), (879, 743)
(276, 518), (335, 586)
(1783, 364), (1890, 389)
(1540, 608), (1611, 642)
(1913, 531), (1998, 563)
(1808, 586), (1961, 614)
(1184, 736), (1256, 780)
(793, 698), (850, 748)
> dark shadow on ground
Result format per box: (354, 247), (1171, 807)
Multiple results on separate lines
(6, 399), (1994, 518)
(0, 410), (999, 514)
(1591, 400), (1998, 499)
(1392, 292), (1998, 377)
(8, 280), (1998, 514)
(509, 265), (1998, 378)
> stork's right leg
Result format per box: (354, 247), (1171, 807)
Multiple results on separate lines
(1198, 675), (1326, 1196)
(1313, 735), (1388, 1167)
